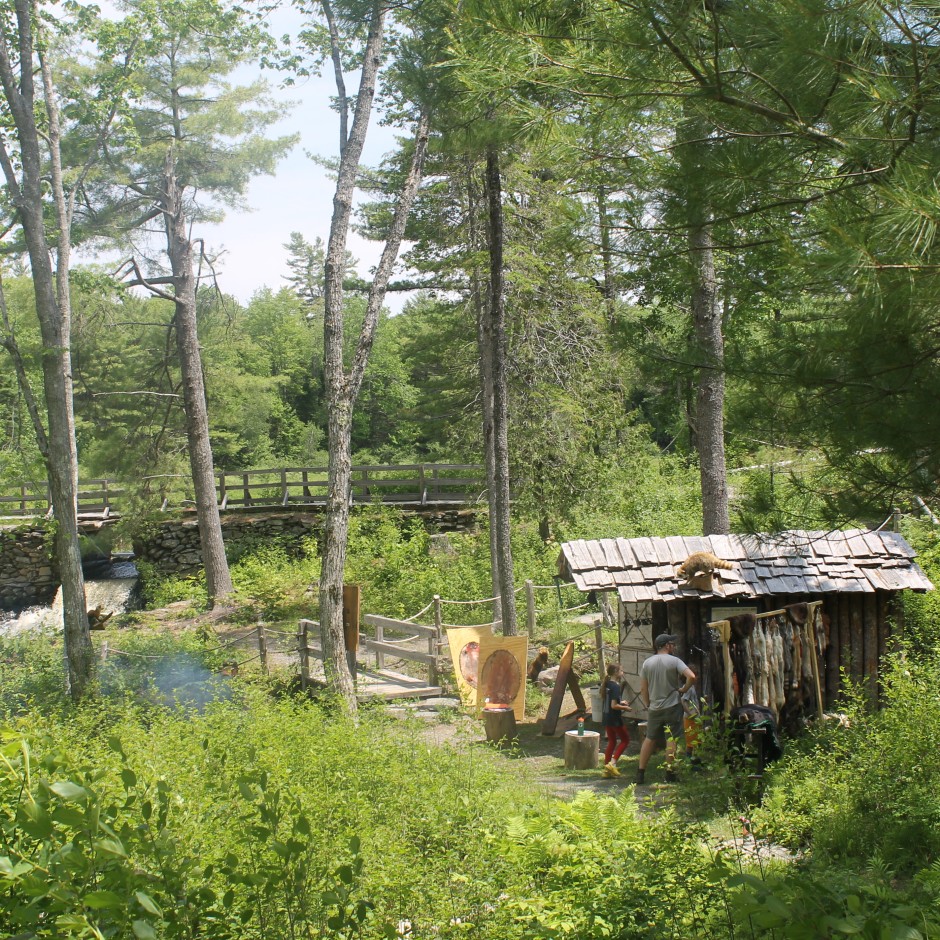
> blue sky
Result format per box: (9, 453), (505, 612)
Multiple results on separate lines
(79, 2), (407, 310)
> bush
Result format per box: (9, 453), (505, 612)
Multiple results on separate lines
(751, 658), (940, 874)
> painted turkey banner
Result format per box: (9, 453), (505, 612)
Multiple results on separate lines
(446, 626), (527, 720)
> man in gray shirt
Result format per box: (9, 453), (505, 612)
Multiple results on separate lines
(637, 633), (695, 784)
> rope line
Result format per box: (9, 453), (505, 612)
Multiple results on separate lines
(99, 647), (165, 660)
(403, 600), (435, 623)
(201, 630), (258, 652)
(440, 620), (501, 630)
(440, 595), (501, 606)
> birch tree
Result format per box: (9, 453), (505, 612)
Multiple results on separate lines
(106, 0), (295, 604)
(294, 0), (431, 708)
(0, 0), (101, 698)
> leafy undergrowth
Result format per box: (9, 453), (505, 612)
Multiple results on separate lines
(2, 632), (940, 939)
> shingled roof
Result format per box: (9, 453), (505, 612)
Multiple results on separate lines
(559, 529), (933, 604)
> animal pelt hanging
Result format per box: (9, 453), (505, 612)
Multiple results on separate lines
(784, 602), (808, 627)
(728, 612), (755, 642)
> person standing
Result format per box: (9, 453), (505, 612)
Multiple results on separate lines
(636, 634), (695, 784)
(601, 663), (631, 777)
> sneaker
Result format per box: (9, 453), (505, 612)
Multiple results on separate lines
(635, 768), (645, 785)
(664, 768), (678, 783)
(603, 762), (621, 777)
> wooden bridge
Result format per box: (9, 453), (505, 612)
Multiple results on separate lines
(0, 463), (485, 520)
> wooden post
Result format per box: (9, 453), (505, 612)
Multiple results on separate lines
(100, 641), (109, 663)
(594, 622), (606, 680)
(863, 593), (879, 704)
(525, 580), (536, 634)
(218, 471), (226, 509)
(242, 472), (250, 507)
(281, 468), (289, 506)
(432, 595), (443, 686)
(419, 465), (427, 505)
(343, 584), (361, 684)
(375, 615), (385, 670)
(258, 622), (268, 675)
(807, 602), (824, 719)
(298, 621), (310, 691)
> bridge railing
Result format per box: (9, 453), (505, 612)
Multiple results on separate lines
(216, 463), (484, 511)
(0, 464), (485, 518)
(0, 478), (128, 519)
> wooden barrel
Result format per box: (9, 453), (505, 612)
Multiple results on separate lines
(484, 707), (517, 743)
(564, 729), (600, 769)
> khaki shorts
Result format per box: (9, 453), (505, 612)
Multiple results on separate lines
(646, 704), (685, 746)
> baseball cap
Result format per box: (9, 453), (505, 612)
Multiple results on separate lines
(655, 633), (678, 650)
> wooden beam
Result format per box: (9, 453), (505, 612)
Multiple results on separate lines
(542, 641), (574, 735)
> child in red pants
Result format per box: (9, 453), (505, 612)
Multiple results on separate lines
(601, 663), (631, 776)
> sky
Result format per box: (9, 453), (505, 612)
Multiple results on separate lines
(76, 5), (407, 310)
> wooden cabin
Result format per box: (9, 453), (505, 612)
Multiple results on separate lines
(559, 530), (933, 715)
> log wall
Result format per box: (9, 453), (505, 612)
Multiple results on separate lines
(635, 592), (899, 711)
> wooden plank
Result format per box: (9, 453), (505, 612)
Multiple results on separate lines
(364, 614), (438, 639)
(542, 641), (574, 735)
(600, 537), (624, 569)
(845, 531), (871, 558)
(567, 671), (587, 712)
(586, 540), (608, 569)
(653, 539), (674, 565)
(665, 536), (688, 563)
(616, 538), (640, 568)
(861, 531), (887, 556)
(361, 640), (437, 666)
(863, 593), (879, 704)
(824, 597), (839, 707)
(629, 537), (657, 566)
(569, 540), (594, 572)
(849, 598), (864, 687)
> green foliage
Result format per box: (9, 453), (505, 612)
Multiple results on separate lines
(136, 561), (209, 612)
(751, 658), (940, 874)
(724, 864), (940, 939)
(499, 793), (731, 938)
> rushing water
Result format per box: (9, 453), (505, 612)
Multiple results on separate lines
(0, 558), (140, 636)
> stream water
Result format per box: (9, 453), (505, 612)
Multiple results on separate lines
(0, 557), (140, 636)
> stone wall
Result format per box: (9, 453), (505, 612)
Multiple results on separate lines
(134, 508), (480, 577)
(133, 513), (323, 576)
(0, 507), (481, 606)
(0, 523), (57, 610)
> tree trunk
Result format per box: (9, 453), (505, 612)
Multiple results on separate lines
(468, 162), (502, 624)
(597, 186), (617, 324)
(679, 115), (729, 535)
(162, 151), (233, 602)
(484, 148), (517, 635)
(0, 0), (92, 699)
(690, 221), (730, 535)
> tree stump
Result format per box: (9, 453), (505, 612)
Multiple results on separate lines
(484, 707), (517, 744)
(564, 730), (600, 769)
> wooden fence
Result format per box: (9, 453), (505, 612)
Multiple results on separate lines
(0, 463), (485, 519)
(296, 615), (445, 693)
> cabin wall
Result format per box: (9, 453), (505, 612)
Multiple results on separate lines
(618, 591), (900, 715)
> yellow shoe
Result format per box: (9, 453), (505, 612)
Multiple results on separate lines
(604, 762), (621, 777)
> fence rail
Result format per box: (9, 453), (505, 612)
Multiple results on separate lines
(0, 463), (485, 519)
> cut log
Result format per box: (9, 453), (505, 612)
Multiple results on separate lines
(564, 729), (600, 769)
(484, 707), (517, 744)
